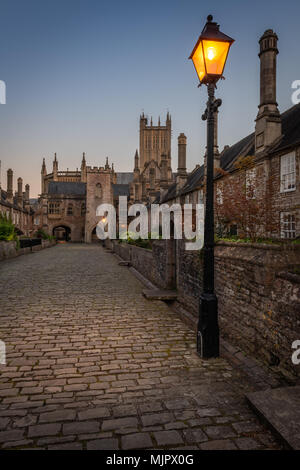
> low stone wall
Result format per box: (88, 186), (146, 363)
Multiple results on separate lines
(0, 241), (18, 261)
(213, 242), (300, 378)
(110, 237), (300, 378)
(0, 239), (56, 261)
(111, 240), (176, 289)
(111, 241), (157, 287)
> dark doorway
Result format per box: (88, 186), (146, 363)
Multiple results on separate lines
(91, 227), (100, 243)
(53, 225), (71, 241)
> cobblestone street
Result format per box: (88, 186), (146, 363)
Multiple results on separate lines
(0, 244), (281, 450)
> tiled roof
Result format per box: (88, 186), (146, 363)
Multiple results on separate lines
(160, 166), (204, 203)
(116, 173), (134, 184)
(161, 103), (300, 203)
(113, 184), (130, 197)
(48, 181), (86, 195)
(273, 103), (300, 152)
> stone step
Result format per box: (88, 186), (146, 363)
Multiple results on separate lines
(246, 385), (300, 449)
(119, 261), (131, 266)
(142, 289), (177, 301)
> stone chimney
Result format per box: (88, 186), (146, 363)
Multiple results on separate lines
(255, 29), (282, 154)
(7, 169), (13, 203)
(17, 177), (23, 207)
(176, 133), (188, 189)
(25, 184), (30, 203)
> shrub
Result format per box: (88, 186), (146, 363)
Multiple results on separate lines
(35, 228), (53, 240)
(0, 213), (18, 242)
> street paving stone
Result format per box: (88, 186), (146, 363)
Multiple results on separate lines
(0, 244), (282, 449)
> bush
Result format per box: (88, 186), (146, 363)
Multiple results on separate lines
(127, 237), (152, 250)
(35, 228), (54, 240)
(118, 231), (152, 249)
(0, 213), (18, 242)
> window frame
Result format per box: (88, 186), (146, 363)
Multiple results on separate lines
(280, 152), (296, 193)
(280, 212), (296, 239)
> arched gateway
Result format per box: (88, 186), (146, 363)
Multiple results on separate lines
(53, 225), (71, 241)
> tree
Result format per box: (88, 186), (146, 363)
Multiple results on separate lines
(215, 156), (278, 241)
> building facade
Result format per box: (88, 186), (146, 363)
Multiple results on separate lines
(0, 169), (33, 236)
(36, 154), (116, 242)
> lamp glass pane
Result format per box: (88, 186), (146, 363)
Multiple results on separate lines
(191, 41), (206, 82)
(202, 40), (230, 76)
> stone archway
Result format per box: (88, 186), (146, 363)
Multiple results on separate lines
(53, 225), (71, 242)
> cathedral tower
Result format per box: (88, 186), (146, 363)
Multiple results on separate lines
(139, 113), (171, 170)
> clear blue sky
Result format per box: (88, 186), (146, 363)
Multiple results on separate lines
(0, 0), (299, 196)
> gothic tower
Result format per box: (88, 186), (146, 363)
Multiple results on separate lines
(139, 113), (171, 170)
(81, 152), (87, 182)
(41, 158), (47, 194)
(53, 153), (58, 181)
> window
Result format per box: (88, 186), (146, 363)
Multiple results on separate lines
(34, 216), (39, 225)
(280, 152), (296, 192)
(81, 203), (86, 216)
(281, 212), (296, 239)
(95, 183), (102, 199)
(48, 202), (60, 214)
(67, 204), (73, 216)
(246, 168), (256, 199)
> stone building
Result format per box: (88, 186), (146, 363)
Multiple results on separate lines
(129, 113), (174, 203)
(32, 112), (179, 242)
(0, 168), (32, 236)
(160, 28), (300, 241)
(36, 153), (116, 242)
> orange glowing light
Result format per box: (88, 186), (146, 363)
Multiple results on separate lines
(189, 15), (234, 85)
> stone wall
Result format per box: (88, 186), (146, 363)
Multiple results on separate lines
(0, 241), (18, 261)
(214, 242), (300, 377)
(111, 240), (176, 290)
(176, 241), (300, 377)
(112, 237), (300, 378)
(0, 239), (56, 261)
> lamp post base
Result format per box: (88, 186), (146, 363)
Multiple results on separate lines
(197, 293), (219, 358)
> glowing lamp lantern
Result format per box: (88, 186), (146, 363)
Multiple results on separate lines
(189, 15), (234, 85)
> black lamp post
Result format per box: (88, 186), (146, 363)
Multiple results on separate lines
(189, 15), (234, 358)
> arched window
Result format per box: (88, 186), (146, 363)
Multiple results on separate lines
(95, 183), (102, 199)
(67, 204), (73, 216)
